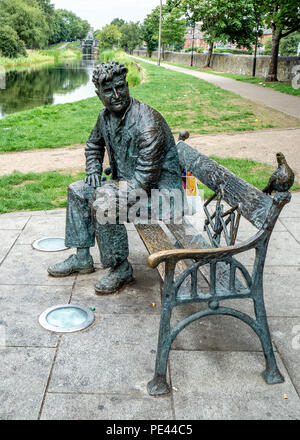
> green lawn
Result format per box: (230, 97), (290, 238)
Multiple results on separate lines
(0, 170), (85, 213)
(1, 159), (298, 213)
(2, 58), (299, 153)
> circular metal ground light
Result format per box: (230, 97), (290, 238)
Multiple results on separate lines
(32, 237), (69, 252)
(39, 304), (95, 333)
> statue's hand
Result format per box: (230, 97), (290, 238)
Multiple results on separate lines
(85, 174), (102, 188)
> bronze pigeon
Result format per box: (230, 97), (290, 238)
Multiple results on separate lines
(178, 130), (190, 142)
(263, 152), (294, 195)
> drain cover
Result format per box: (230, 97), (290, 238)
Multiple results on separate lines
(32, 237), (69, 252)
(39, 304), (95, 333)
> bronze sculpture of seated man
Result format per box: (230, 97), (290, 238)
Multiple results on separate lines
(48, 60), (184, 294)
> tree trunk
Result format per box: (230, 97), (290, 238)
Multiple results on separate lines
(204, 41), (214, 68)
(266, 28), (281, 82)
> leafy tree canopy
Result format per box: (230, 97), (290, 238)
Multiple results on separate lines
(167, 0), (262, 49)
(119, 22), (143, 53)
(95, 24), (122, 50)
(0, 0), (49, 48)
(142, 5), (186, 55)
(0, 24), (27, 58)
(280, 32), (300, 56)
(0, 0), (90, 53)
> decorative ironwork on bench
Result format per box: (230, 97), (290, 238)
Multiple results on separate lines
(203, 186), (241, 248)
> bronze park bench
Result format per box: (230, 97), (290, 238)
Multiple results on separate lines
(134, 139), (292, 396)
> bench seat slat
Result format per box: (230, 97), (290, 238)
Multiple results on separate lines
(135, 224), (187, 282)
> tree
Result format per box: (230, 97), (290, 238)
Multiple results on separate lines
(167, 0), (263, 67)
(142, 5), (186, 58)
(110, 18), (126, 28)
(0, 24), (27, 58)
(95, 24), (122, 50)
(0, 0), (49, 48)
(35, 0), (55, 43)
(255, 0), (300, 81)
(263, 36), (272, 54)
(280, 32), (300, 56)
(49, 9), (90, 44)
(120, 22), (143, 53)
(142, 12), (158, 57)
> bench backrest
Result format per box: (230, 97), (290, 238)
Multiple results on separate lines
(177, 141), (273, 230)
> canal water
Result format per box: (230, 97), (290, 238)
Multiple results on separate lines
(0, 56), (98, 119)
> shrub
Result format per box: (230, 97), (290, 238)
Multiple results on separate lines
(280, 32), (300, 56)
(263, 37), (272, 55)
(98, 49), (144, 88)
(0, 25), (27, 58)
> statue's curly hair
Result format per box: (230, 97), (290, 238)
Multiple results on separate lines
(92, 61), (128, 88)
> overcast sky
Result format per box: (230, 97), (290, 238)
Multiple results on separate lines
(52, 0), (162, 30)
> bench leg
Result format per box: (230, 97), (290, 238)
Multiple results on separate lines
(147, 301), (173, 396)
(254, 297), (284, 384)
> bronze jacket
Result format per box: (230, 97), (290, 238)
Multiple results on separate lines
(85, 98), (183, 194)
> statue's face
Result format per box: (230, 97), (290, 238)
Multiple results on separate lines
(96, 74), (130, 115)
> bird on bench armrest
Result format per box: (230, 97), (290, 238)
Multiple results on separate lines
(263, 152), (294, 195)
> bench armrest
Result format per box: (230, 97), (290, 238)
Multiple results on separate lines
(147, 229), (265, 269)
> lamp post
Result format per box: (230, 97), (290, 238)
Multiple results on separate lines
(191, 21), (196, 67)
(252, 3), (260, 77)
(158, 0), (162, 66)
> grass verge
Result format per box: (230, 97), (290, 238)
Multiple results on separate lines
(1, 56), (299, 153)
(0, 170), (85, 213)
(1, 159), (298, 213)
(0, 46), (81, 70)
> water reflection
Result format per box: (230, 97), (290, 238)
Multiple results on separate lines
(0, 56), (98, 119)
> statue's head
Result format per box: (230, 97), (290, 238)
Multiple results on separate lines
(92, 61), (130, 115)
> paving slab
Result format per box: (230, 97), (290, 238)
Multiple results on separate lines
(171, 304), (262, 352)
(72, 264), (161, 315)
(127, 230), (151, 264)
(235, 231), (300, 267)
(0, 230), (20, 264)
(269, 317), (300, 395)
(48, 314), (161, 395)
(40, 393), (173, 420)
(0, 347), (55, 420)
(0, 244), (75, 286)
(16, 215), (67, 245)
(279, 201), (300, 218)
(0, 284), (72, 347)
(262, 267), (300, 317)
(0, 207), (299, 419)
(280, 218), (300, 244)
(169, 351), (300, 420)
(0, 214), (30, 230)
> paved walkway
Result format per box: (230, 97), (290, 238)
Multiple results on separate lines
(130, 56), (300, 120)
(0, 195), (300, 420)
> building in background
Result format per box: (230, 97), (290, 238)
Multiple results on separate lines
(184, 24), (272, 52)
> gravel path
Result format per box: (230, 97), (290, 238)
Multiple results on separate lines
(1, 128), (299, 181)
